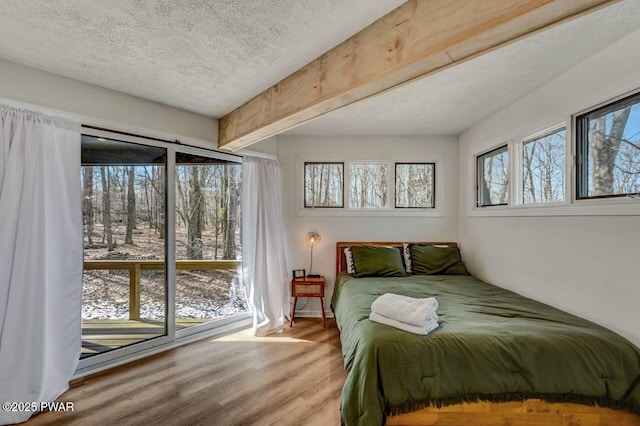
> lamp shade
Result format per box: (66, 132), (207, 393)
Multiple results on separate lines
(305, 232), (321, 248)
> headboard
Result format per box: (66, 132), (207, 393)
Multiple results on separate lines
(336, 241), (458, 277)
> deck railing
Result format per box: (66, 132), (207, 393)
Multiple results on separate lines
(83, 259), (242, 320)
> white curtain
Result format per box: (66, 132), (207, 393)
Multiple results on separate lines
(242, 155), (289, 336)
(0, 105), (82, 425)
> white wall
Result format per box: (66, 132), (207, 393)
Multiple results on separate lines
(277, 134), (459, 316)
(0, 58), (217, 147)
(459, 29), (640, 346)
(244, 136), (278, 156)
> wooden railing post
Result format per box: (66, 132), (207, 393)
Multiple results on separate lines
(129, 263), (141, 320)
(83, 259), (242, 322)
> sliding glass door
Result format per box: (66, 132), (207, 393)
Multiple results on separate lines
(78, 130), (246, 369)
(80, 136), (168, 359)
(174, 153), (245, 335)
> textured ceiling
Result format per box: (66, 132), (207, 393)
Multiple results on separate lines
(0, 0), (404, 117)
(286, 0), (640, 136)
(2, 1), (640, 137)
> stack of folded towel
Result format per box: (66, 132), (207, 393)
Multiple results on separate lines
(369, 293), (439, 335)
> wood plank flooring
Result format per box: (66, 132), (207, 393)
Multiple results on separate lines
(26, 318), (346, 426)
(23, 318), (640, 426)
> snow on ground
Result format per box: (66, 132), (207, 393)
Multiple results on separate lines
(83, 224), (247, 320)
(82, 265), (247, 320)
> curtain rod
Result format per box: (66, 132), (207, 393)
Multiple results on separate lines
(81, 124), (242, 158)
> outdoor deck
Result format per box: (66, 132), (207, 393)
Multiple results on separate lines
(81, 318), (208, 358)
(81, 259), (242, 358)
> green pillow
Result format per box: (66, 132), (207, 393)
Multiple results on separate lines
(410, 245), (468, 275)
(351, 246), (407, 278)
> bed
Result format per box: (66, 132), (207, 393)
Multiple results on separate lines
(332, 242), (640, 426)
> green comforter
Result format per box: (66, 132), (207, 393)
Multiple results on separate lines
(331, 272), (640, 426)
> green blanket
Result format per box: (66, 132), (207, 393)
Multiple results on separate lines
(331, 272), (640, 426)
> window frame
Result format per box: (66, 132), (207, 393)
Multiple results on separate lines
(519, 125), (568, 206)
(471, 89), (640, 217)
(575, 90), (640, 201)
(394, 162), (436, 209)
(77, 127), (249, 375)
(303, 161), (345, 208)
(297, 156), (444, 217)
(476, 144), (510, 208)
(348, 161), (390, 209)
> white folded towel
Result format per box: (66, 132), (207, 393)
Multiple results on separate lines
(371, 293), (438, 327)
(369, 312), (439, 335)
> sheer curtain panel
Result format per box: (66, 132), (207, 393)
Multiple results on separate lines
(242, 156), (290, 336)
(0, 105), (82, 425)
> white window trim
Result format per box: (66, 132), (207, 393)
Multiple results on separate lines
(347, 160), (391, 210)
(471, 116), (640, 217)
(515, 121), (569, 208)
(470, 197), (640, 217)
(296, 154), (444, 217)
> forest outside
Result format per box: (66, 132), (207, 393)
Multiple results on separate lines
(304, 161), (435, 209)
(81, 160), (246, 323)
(584, 100), (640, 197)
(480, 98), (640, 205)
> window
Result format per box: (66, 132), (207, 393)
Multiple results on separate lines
(301, 160), (439, 213)
(349, 162), (388, 208)
(522, 128), (566, 204)
(577, 92), (640, 199)
(175, 153), (245, 331)
(395, 163), (435, 208)
(80, 133), (245, 367)
(81, 137), (168, 358)
(304, 162), (344, 208)
(477, 145), (509, 207)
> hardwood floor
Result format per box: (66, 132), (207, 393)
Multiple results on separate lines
(23, 318), (640, 426)
(26, 318), (346, 426)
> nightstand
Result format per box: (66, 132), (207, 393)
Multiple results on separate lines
(290, 276), (326, 328)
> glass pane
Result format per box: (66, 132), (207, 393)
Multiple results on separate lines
(479, 147), (509, 206)
(523, 129), (566, 204)
(81, 136), (167, 359)
(395, 163), (435, 208)
(175, 156), (246, 330)
(304, 162), (344, 207)
(350, 163), (388, 208)
(584, 98), (640, 197)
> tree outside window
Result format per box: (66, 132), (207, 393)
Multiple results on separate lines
(578, 94), (640, 198)
(349, 163), (388, 208)
(304, 162), (344, 208)
(395, 163), (435, 208)
(478, 146), (509, 207)
(523, 128), (566, 204)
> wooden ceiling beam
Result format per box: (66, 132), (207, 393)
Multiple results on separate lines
(218, 0), (617, 151)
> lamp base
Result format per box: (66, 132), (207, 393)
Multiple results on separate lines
(307, 274), (321, 278)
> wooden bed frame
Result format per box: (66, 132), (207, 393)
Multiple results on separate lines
(335, 242), (640, 426)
